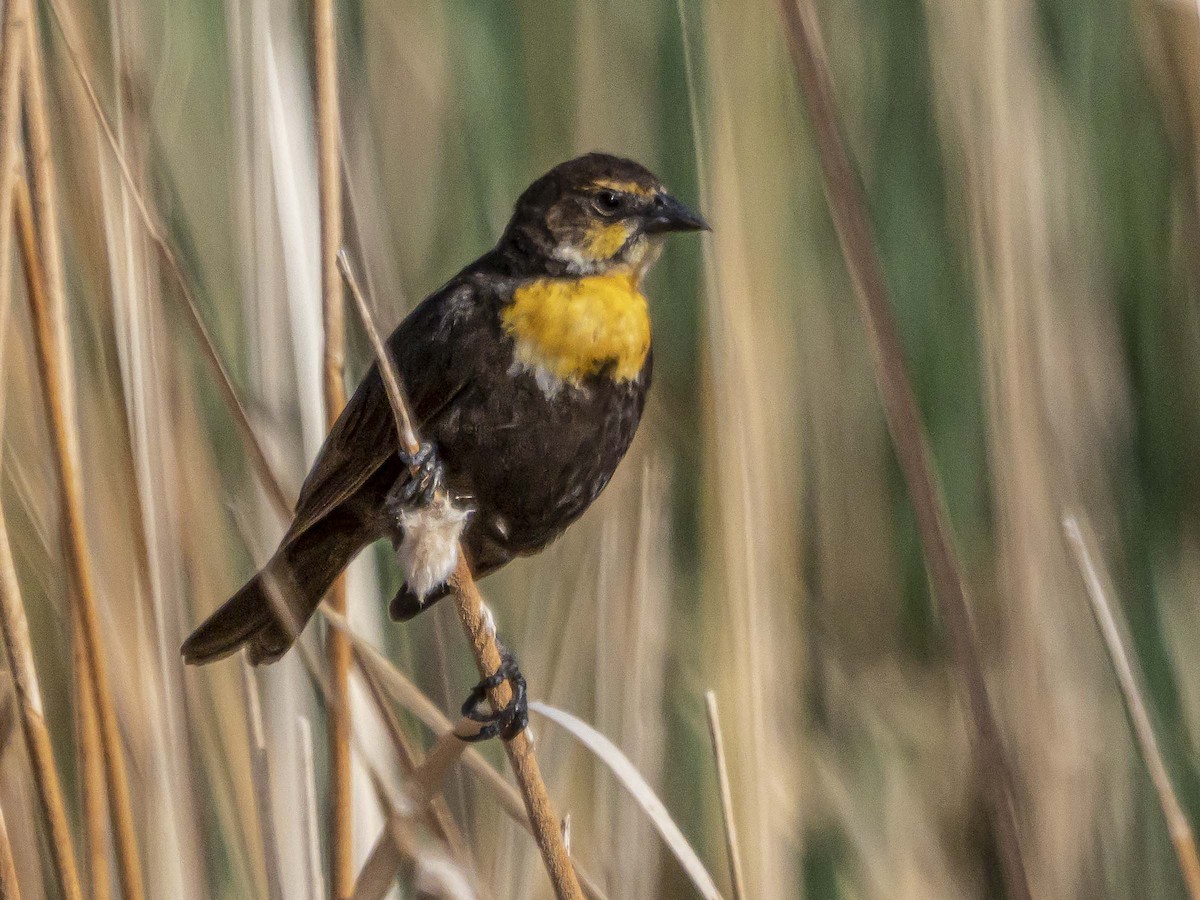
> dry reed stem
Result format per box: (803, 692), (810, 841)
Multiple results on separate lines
(311, 1), (353, 894)
(40, 0), (292, 521)
(0, 799), (20, 900)
(337, 252), (583, 899)
(13, 177), (101, 900)
(1063, 516), (1200, 899)
(774, 3), (1031, 898)
(0, 423), (81, 899)
(16, 7), (147, 896)
(704, 691), (746, 900)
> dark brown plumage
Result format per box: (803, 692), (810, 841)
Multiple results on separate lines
(181, 153), (706, 666)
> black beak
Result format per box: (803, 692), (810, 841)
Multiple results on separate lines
(643, 193), (710, 234)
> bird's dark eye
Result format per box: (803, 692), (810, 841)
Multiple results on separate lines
(593, 189), (623, 215)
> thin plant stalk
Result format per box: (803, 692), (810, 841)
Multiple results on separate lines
(297, 717), (327, 900)
(0, 458), (82, 900)
(774, 3), (1030, 898)
(311, 0), (353, 894)
(16, 6), (147, 897)
(704, 691), (746, 900)
(337, 252), (584, 899)
(240, 658), (285, 900)
(1063, 515), (1200, 900)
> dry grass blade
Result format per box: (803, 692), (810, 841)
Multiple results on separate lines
(0, 486), (81, 900)
(531, 701), (724, 900)
(16, 6), (146, 894)
(311, 0), (353, 893)
(703, 691), (745, 900)
(337, 251), (583, 899)
(1063, 515), (1200, 899)
(240, 658), (284, 900)
(297, 717), (327, 900)
(774, 3), (1030, 897)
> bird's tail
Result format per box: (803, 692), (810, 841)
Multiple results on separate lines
(181, 518), (367, 666)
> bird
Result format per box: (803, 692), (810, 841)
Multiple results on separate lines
(181, 152), (707, 738)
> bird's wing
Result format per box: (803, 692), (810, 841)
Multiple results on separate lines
(284, 279), (487, 541)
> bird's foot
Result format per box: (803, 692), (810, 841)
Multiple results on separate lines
(458, 646), (528, 742)
(387, 441), (446, 516)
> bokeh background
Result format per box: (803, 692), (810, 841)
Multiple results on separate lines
(2, 0), (1199, 897)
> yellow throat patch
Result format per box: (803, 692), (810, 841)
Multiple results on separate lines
(502, 272), (651, 388)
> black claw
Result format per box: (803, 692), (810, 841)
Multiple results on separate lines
(387, 441), (446, 516)
(458, 648), (528, 743)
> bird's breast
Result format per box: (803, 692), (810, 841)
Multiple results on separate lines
(500, 272), (651, 396)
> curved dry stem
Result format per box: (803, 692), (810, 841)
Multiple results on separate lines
(774, 2), (1030, 898)
(338, 252), (583, 899)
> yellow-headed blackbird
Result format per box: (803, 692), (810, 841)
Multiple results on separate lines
(181, 153), (706, 736)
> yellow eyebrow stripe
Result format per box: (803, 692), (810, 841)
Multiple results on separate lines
(590, 178), (657, 198)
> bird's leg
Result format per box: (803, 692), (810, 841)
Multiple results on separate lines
(386, 441), (446, 519)
(458, 644), (528, 742)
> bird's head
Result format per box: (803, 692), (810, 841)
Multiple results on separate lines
(501, 152), (709, 279)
